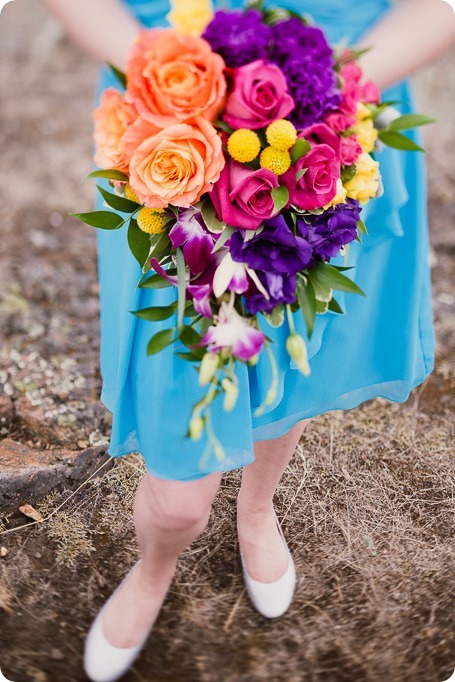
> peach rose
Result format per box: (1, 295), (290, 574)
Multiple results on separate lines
(129, 116), (224, 209)
(93, 88), (137, 173)
(126, 29), (226, 127)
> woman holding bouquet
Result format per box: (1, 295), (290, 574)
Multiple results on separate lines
(42, 0), (455, 680)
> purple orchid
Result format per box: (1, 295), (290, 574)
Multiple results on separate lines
(169, 209), (216, 275)
(201, 299), (265, 361)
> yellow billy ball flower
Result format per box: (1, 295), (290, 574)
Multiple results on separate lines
(124, 184), (140, 203)
(266, 119), (297, 151)
(260, 146), (291, 176)
(227, 129), (261, 163)
(137, 207), (166, 234)
(354, 103), (378, 153)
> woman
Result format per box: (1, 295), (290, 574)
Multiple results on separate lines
(41, 1), (455, 681)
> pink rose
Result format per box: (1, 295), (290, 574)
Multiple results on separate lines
(340, 135), (362, 165)
(223, 60), (294, 130)
(282, 143), (340, 211)
(340, 81), (362, 114)
(324, 111), (356, 132)
(301, 123), (341, 157)
(211, 158), (279, 230)
(361, 80), (381, 104)
(340, 62), (362, 85)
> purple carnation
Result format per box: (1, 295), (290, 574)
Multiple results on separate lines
(297, 199), (361, 262)
(202, 10), (270, 68)
(269, 20), (333, 64)
(230, 215), (313, 275)
(246, 272), (297, 314)
(276, 55), (342, 129)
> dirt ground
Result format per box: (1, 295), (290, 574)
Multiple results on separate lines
(0, 2), (454, 682)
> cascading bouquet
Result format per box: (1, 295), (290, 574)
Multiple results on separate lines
(73, 0), (433, 456)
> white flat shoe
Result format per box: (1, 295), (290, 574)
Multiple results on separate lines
(238, 508), (296, 618)
(83, 558), (151, 682)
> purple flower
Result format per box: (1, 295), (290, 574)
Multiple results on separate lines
(267, 19), (342, 128)
(245, 271), (297, 314)
(230, 215), (313, 275)
(202, 10), (270, 68)
(169, 209), (216, 274)
(277, 55), (342, 129)
(297, 199), (361, 262)
(201, 301), (266, 361)
(270, 20), (333, 64)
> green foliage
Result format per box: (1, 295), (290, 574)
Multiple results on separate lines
(128, 219), (151, 268)
(272, 186), (289, 213)
(290, 138), (311, 163)
(86, 169), (129, 182)
(378, 130), (424, 152)
(69, 210), (123, 230)
(97, 185), (140, 213)
(147, 329), (176, 355)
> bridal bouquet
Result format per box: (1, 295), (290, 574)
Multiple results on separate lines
(73, 0), (433, 455)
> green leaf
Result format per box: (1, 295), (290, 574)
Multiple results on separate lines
(214, 119), (234, 135)
(128, 219), (151, 268)
(341, 164), (357, 184)
(138, 273), (173, 289)
(328, 297), (344, 314)
(86, 169), (129, 182)
(201, 201), (227, 233)
(174, 351), (201, 362)
(213, 226), (235, 253)
(388, 113), (436, 131)
(311, 261), (365, 296)
(295, 168), (307, 181)
(357, 219), (368, 235)
(271, 186), (289, 213)
(149, 231), (171, 257)
(97, 185), (140, 214)
(69, 210), (123, 230)
(290, 138), (311, 163)
(377, 130), (424, 152)
(147, 328), (176, 355)
(131, 301), (178, 321)
(296, 278), (316, 337)
(107, 62), (127, 89)
(175, 247), (186, 330)
(179, 324), (203, 347)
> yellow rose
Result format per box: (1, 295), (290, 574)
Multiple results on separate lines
(325, 178), (347, 208)
(344, 152), (379, 205)
(167, 0), (214, 36)
(354, 103), (378, 153)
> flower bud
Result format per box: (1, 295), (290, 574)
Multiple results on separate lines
(189, 416), (204, 440)
(286, 333), (310, 375)
(248, 354), (260, 366)
(198, 352), (220, 386)
(221, 377), (239, 412)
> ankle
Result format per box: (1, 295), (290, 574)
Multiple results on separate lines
(237, 496), (274, 519)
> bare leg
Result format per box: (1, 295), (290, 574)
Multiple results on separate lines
(237, 420), (309, 582)
(101, 470), (222, 648)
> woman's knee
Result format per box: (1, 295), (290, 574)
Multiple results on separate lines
(140, 470), (222, 532)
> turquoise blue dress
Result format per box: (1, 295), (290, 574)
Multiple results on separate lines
(95, 0), (435, 480)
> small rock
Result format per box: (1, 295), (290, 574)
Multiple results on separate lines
(18, 504), (44, 523)
(0, 546), (8, 557)
(50, 648), (64, 661)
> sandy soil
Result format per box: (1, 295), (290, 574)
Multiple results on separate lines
(0, 2), (454, 682)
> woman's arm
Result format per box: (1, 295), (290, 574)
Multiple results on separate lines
(357, 0), (455, 90)
(41, 0), (141, 71)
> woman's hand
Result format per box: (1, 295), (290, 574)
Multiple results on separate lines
(41, 0), (141, 71)
(357, 0), (455, 90)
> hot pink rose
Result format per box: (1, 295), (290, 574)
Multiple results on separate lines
(361, 80), (381, 104)
(340, 62), (362, 85)
(282, 140), (340, 211)
(211, 158), (279, 230)
(301, 123), (341, 157)
(324, 111), (356, 132)
(340, 134), (362, 165)
(223, 60), (294, 130)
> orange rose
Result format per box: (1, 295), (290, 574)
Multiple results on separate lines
(126, 29), (226, 128)
(129, 117), (224, 209)
(93, 88), (137, 173)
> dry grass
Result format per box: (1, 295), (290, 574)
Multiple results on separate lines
(1, 392), (454, 682)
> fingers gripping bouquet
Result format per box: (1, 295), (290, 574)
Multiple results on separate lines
(74, 0), (433, 458)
